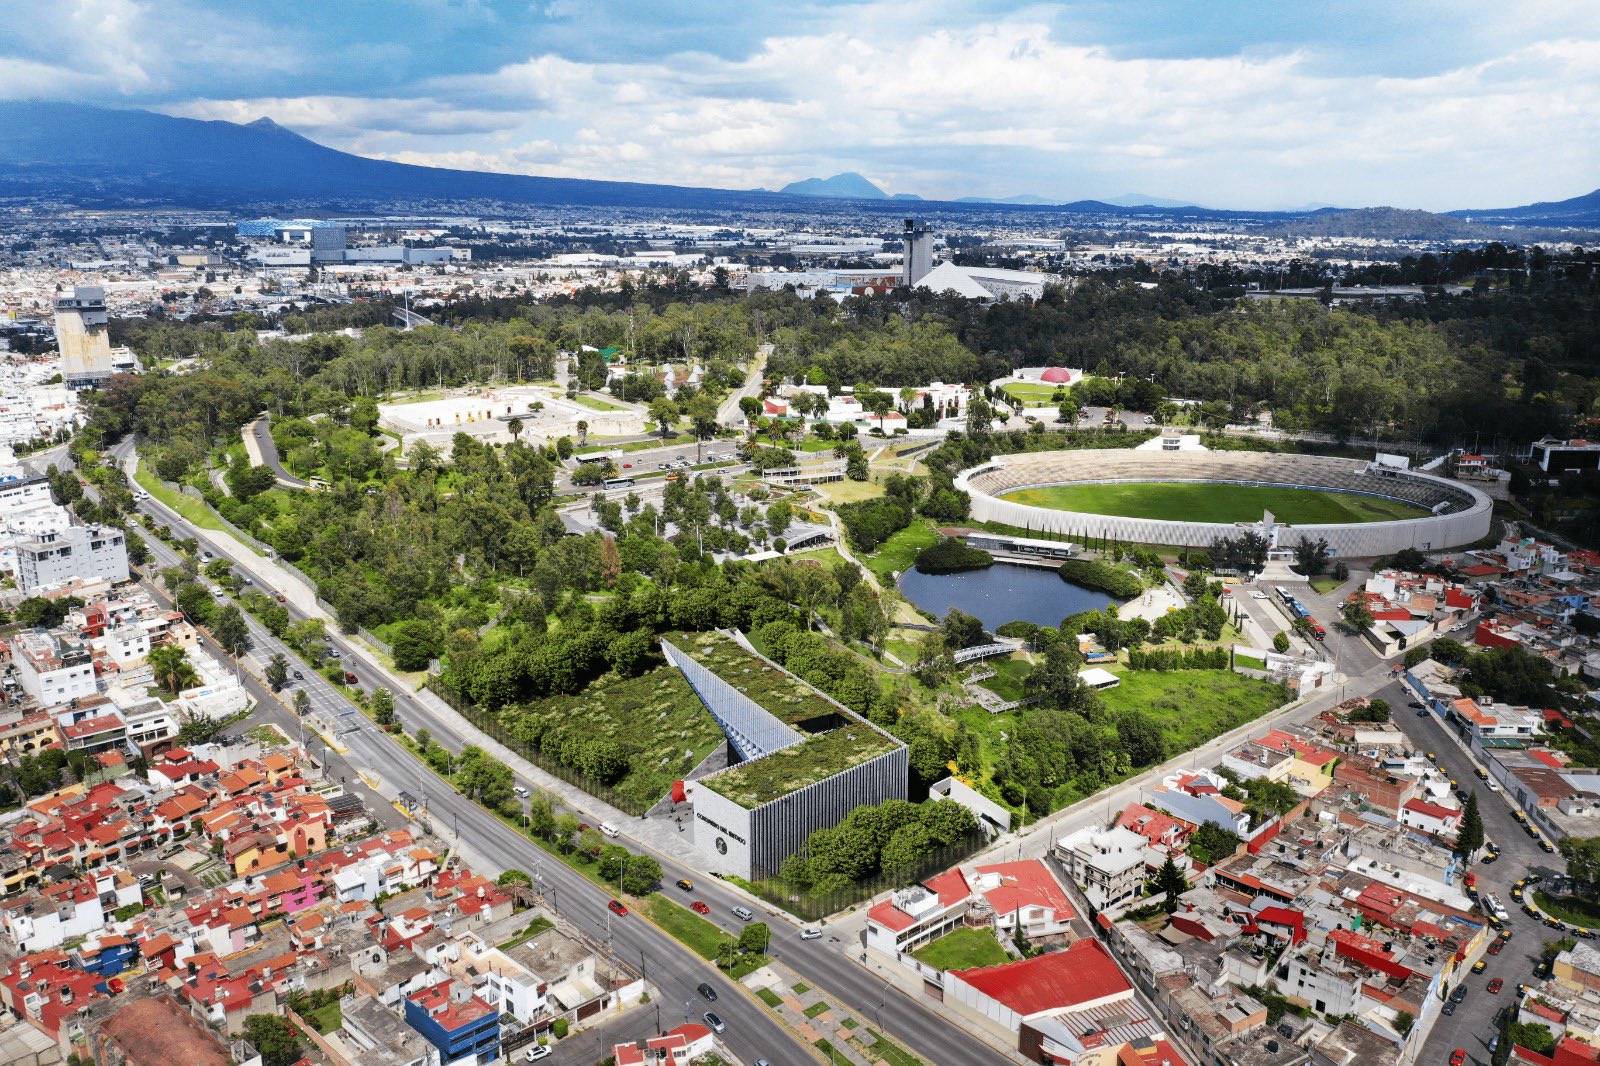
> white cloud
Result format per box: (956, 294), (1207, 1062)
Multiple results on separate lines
(157, 7), (1600, 207)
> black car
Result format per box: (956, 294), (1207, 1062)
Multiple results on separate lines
(1450, 986), (1468, 1004)
(698, 983), (718, 1001)
(1443, 1001), (1457, 1016)
(292, 670), (303, 680)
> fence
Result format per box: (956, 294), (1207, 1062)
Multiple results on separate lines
(743, 827), (989, 922)
(424, 678), (653, 817)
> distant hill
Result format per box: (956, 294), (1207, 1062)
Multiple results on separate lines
(955, 193), (1057, 205)
(1451, 187), (1600, 226)
(1102, 193), (1200, 209)
(0, 101), (834, 212)
(778, 172), (889, 199)
(1273, 206), (1498, 240)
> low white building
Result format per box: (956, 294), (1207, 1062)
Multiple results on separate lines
(8, 628), (97, 705)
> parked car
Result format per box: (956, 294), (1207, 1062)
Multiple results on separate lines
(525, 1047), (551, 1062)
(513, 786), (529, 798)
(1489, 978), (1504, 994)
(1472, 959), (1487, 975)
(1450, 1050), (1466, 1066)
(608, 899), (628, 917)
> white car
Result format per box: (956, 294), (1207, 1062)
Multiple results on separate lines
(525, 1047), (551, 1061)
(800, 928), (822, 940)
(1143, 415), (1155, 424)
(514, 785), (530, 798)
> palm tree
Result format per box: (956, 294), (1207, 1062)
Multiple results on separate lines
(576, 419), (589, 445)
(148, 644), (199, 697)
(507, 417), (524, 444)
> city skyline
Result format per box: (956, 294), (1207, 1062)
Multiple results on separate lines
(1, 0), (1597, 211)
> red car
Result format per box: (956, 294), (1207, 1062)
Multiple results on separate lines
(1488, 978), (1504, 994)
(344, 672), (358, 684)
(608, 899), (628, 917)
(690, 901), (710, 915)
(1451, 1051), (1466, 1066)
(1489, 940), (1504, 955)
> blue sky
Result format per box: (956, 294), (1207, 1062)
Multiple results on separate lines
(3, 0), (1597, 209)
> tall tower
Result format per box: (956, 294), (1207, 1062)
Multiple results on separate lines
(55, 286), (114, 390)
(902, 219), (933, 286)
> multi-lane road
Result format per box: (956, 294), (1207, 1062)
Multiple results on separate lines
(99, 442), (1009, 1065)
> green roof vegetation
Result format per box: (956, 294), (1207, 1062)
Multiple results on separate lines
(668, 631), (902, 809)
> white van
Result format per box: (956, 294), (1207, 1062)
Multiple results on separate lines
(732, 905), (754, 922)
(599, 823), (619, 838)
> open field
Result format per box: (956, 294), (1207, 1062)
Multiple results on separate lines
(999, 481), (1427, 524)
(811, 479), (885, 505)
(1096, 668), (1288, 752)
(862, 518), (940, 585)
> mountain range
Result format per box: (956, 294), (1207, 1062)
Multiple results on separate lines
(1, 102), (1596, 229)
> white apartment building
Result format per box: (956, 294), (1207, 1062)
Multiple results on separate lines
(1054, 825), (1151, 912)
(16, 522), (128, 593)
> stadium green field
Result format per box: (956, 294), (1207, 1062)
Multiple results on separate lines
(998, 481), (1428, 524)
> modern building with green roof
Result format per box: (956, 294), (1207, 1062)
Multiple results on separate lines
(662, 631), (907, 880)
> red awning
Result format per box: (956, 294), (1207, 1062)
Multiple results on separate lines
(672, 780), (686, 804)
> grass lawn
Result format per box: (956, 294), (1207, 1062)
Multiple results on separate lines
(756, 987), (783, 1007)
(1535, 891), (1600, 930)
(1001, 382), (1067, 405)
(812, 479), (885, 505)
(572, 393), (627, 412)
(789, 546), (848, 569)
(1310, 575), (1346, 594)
(976, 654), (1033, 702)
(135, 461), (226, 531)
(861, 1029), (923, 1066)
(863, 519), (940, 585)
(623, 433), (696, 452)
(306, 1002), (341, 1034)
(639, 895), (770, 976)
(911, 927), (1010, 970)
(511, 667), (723, 809)
(1234, 654), (1266, 670)
(804, 1001), (833, 1019)
(791, 982), (810, 995)
(797, 437), (839, 452)
(1097, 668), (1288, 752)
(1000, 482), (1428, 525)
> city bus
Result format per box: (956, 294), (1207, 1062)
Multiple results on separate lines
(603, 477), (635, 490)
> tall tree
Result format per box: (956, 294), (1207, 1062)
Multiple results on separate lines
(1455, 792), (1485, 860)
(265, 653), (289, 692)
(1155, 855), (1188, 913)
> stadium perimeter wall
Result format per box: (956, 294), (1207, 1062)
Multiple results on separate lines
(956, 450), (1494, 558)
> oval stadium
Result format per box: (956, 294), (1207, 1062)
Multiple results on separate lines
(955, 449), (1494, 558)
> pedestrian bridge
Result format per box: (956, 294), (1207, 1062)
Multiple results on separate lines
(953, 641), (1024, 664)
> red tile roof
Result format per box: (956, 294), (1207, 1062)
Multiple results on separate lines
(949, 938), (1130, 1018)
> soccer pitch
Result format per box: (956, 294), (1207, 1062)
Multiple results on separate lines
(999, 481), (1428, 524)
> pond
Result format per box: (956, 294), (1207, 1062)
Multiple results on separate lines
(896, 561), (1119, 632)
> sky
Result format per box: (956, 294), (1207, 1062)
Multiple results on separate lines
(2, 0), (1598, 210)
